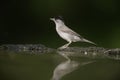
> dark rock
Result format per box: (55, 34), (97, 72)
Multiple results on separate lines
(0, 44), (55, 54)
(0, 44), (120, 59)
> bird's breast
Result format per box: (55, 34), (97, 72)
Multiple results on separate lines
(56, 28), (70, 42)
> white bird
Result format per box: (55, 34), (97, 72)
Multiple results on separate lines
(50, 16), (96, 49)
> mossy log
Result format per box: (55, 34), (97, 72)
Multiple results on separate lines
(0, 44), (120, 59)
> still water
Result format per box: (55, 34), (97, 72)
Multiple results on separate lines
(0, 50), (120, 80)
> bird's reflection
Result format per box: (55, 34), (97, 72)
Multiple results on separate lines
(51, 50), (95, 80)
(51, 60), (79, 80)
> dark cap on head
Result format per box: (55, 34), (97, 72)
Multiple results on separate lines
(54, 16), (64, 21)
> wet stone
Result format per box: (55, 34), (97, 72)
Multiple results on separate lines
(0, 44), (120, 56)
(0, 44), (55, 54)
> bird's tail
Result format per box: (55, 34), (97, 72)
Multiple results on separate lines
(82, 38), (96, 45)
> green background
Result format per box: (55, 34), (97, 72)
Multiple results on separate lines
(1, 0), (120, 48)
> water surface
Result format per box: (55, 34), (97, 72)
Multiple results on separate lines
(0, 50), (120, 80)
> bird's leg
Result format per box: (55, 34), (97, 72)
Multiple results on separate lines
(64, 41), (72, 48)
(59, 41), (72, 49)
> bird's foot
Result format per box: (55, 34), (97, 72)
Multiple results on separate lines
(58, 46), (68, 50)
(58, 46), (66, 50)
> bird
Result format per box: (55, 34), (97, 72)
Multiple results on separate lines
(50, 16), (96, 49)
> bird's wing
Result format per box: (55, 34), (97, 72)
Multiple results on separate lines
(60, 26), (82, 37)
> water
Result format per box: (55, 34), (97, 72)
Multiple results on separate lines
(0, 50), (120, 80)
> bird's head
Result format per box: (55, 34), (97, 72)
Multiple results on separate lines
(50, 16), (65, 26)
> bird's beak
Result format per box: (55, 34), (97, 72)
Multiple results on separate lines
(50, 18), (55, 21)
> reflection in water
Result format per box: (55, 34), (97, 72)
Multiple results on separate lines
(51, 51), (95, 80)
(51, 60), (79, 80)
